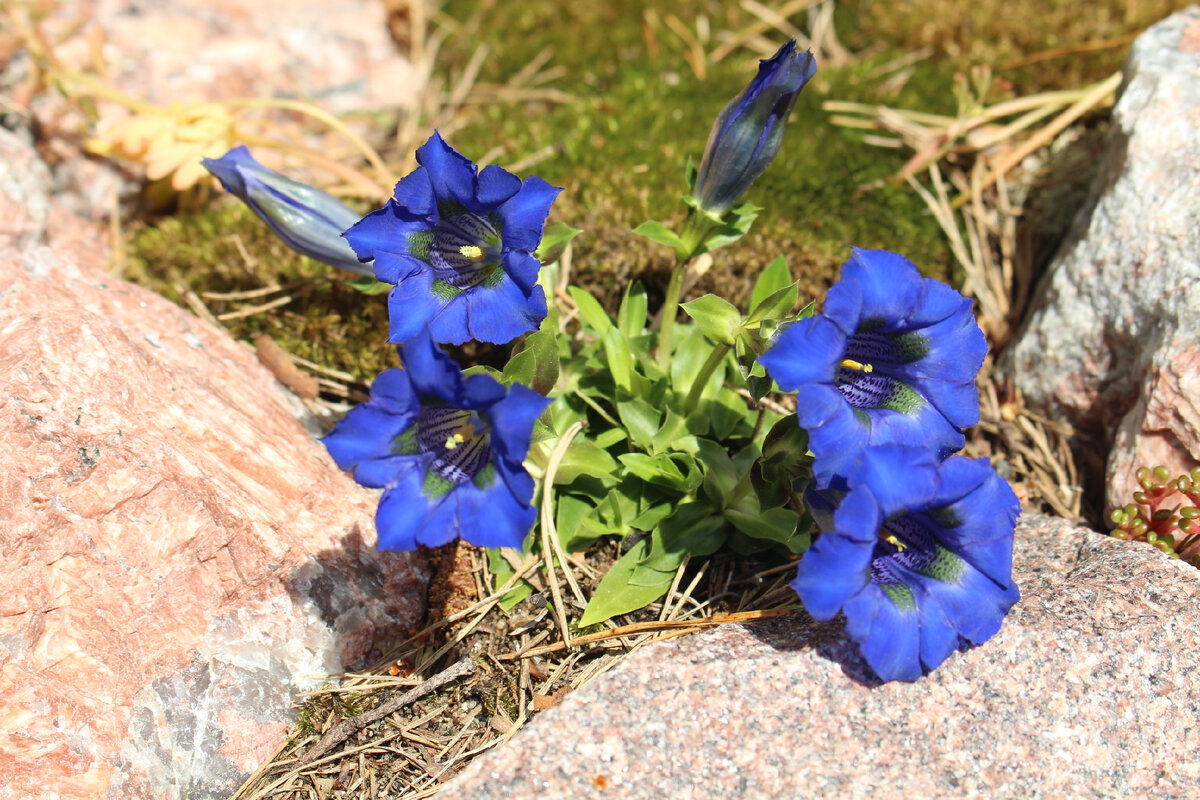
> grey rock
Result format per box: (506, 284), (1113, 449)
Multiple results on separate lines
(437, 514), (1200, 800)
(1000, 8), (1200, 508)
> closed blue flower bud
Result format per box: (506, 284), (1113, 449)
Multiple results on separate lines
(202, 146), (371, 275)
(692, 41), (817, 216)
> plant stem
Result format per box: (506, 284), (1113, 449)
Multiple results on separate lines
(656, 259), (689, 372)
(655, 209), (718, 372)
(683, 342), (731, 414)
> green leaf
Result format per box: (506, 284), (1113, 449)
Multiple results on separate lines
(650, 409), (690, 456)
(567, 286), (613, 334)
(745, 282), (799, 327)
(630, 502), (673, 531)
(654, 500), (726, 559)
(555, 494), (597, 552)
(534, 222), (582, 264)
(618, 452), (693, 491)
(681, 294), (742, 346)
(632, 220), (686, 251)
(604, 327), (633, 393)
(501, 347), (535, 387)
(617, 280), (648, 339)
(346, 274), (392, 295)
(749, 256), (790, 311)
(702, 202), (761, 252)
(553, 438), (619, 485)
(508, 328), (560, 394)
(486, 548), (533, 610)
(577, 537), (675, 627)
(592, 427), (629, 449)
(696, 438), (738, 508)
(725, 506), (800, 544)
(617, 398), (661, 449)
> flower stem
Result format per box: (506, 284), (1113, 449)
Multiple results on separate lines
(656, 259), (689, 372)
(655, 209), (718, 372)
(684, 342), (731, 414)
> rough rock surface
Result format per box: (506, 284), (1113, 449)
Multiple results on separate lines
(1000, 8), (1200, 508)
(48, 0), (418, 112)
(7, 0), (418, 219)
(437, 514), (1200, 800)
(0, 130), (428, 800)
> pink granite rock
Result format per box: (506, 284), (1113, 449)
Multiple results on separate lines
(7, 0), (418, 219)
(0, 134), (428, 799)
(437, 514), (1200, 799)
(999, 9), (1200, 509)
(49, 0), (418, 112)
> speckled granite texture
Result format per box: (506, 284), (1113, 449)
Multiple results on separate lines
(1000, 7), (1200, 508)
(0, 132), (428, 800)
(438, 514), (1200, 799)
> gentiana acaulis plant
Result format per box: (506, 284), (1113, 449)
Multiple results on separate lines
(201, 40), (1023, 684)
(1110, 465), (1200, 566)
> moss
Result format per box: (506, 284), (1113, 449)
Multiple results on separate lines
(125, 0), (1169, 378)
(840, 0), (1185, 93)
(439, 0), (963, 311)
(125, 200), (399, 382)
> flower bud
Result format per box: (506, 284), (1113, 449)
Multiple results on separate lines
(692, 41), (817, 216)
(202, 146), (371, 275)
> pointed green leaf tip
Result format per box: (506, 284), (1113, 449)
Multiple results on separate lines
(682, 294), (742, 346)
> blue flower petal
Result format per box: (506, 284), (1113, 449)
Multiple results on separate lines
(791, 513), (876, 619)
(426, 292), (471, 345)
(841, 248), (924, 327)
(392, 167), (436, 218)
(489, 383), (551, 462)
(847, 444), (939, 515)
(376, 467), (432, 551)
(417, 131), (478, 209)
(758, 316), (842, 389)
(847, 585), (923, 682)
(399, 329), (465, 403)
(457, 473), (538, 549)
(354, 454), (419, 489)
(924, 457), (1020, 589)
(346, 203), (411, 262)
(415, 491), (462, 548)
(912, 583), (961, 672)
(322, 401), (412, 471)
(498, 176), (562, 253)
(387, 272), (443, 345)
(502, 250), (542, 294)
(372, 251), (428, 286)
(462, 373), (508, 409)
(459, 276), (547, 345)
(476, 164), (523, 208)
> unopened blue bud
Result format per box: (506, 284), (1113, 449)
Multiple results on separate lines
(693, 41), (817, 217)
(202, 146), (371, 275)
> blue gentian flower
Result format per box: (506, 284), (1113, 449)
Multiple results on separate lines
(795, 445), (1020, 682)
(202, 146), (371, 275)
(344, 132), (562, 346)
(758, 248), (987, 486)
(322, 330), (550, 550)
(692, 41), (817, 216)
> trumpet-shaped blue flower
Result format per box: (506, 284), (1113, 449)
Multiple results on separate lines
(692, 40), (817, 216)
(759, 248), (987, 486)
(344, 132), (561, 346)
(202, 146), (371, 275)
(795, 445), (1020, 682)
(322, 330), (550, 551)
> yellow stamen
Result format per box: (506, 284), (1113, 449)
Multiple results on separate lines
(839, 358), (874, 373)
(459, 244), (485, 262)
(444, 421), (479, 450)
(882, 533), (907, 552)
